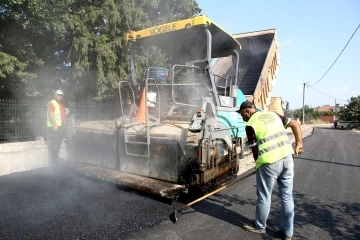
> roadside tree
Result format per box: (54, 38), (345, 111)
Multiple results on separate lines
(338, 95), (360, 121)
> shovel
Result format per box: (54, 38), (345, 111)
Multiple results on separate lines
(169, 168), (256, 223)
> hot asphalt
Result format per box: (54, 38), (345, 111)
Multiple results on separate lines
(1, 125), (359, 239)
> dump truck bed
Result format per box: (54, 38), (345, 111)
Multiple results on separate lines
(212, 29), (280, 110)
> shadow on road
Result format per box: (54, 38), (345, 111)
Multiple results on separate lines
(294, 156), (360, 168)
(267, 190), (360, 240)
(191, 194), (251, 226)
(186, 187), (360, 240)
(189, 192), (283, 239)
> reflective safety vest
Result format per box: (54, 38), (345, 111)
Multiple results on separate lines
(47, 100), (62, 127)
(247, 111), (294, 169)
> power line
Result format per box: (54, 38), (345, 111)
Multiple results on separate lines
(309, 23), (360, 86)
(306, 84), (348, 102)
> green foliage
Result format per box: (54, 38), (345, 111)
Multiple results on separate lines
(0, 0), (201, 100)
(320, 111), (335, 116)
(292, 105), (322, 123)
(338, 95), (360, 121)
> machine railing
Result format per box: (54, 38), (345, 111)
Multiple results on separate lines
(144, 78), (161, 126)
(118, 78), (160, 158)
(119, 81), (146, 157)
(119, 81), (137, 127)
(213, 74), (233, 97)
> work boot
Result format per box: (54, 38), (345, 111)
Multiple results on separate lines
(242, 221), (266, 234)
(277, 229), (292, 240)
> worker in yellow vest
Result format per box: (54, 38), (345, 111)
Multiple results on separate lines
(237, 101), (303, 240)
(47, 89), (67, 163)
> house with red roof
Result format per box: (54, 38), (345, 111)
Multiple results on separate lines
(316, 104), (339, 122)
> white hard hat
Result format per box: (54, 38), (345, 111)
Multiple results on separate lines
(55, 89), (64, 95)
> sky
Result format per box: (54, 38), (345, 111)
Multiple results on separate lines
(197, 0), (360, 109)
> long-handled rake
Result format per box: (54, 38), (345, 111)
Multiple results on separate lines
(169, 169), (256, 223)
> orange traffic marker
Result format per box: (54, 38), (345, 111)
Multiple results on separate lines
(136, 89), (146, 123)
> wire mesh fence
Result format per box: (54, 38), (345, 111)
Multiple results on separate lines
(0, 99), (120, 144)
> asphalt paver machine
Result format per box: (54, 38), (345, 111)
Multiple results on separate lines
(65, 16), (247, 200)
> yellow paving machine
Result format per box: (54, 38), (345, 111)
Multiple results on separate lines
(65, 16), (259, 200)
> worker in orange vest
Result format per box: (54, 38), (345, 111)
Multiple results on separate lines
(47, 89), (67, 163)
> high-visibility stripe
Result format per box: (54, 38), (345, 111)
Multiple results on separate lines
(248, 142), (258, 148)
(258, 140), (291, 156)
(257, 131), (287, 145)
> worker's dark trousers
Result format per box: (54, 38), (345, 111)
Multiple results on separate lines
(49, 126), (64, 161)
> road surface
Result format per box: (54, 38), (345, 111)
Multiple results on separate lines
(0, 126), (359, 239)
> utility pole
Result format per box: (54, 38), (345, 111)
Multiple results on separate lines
(302, 83), (306, 125)
(334, 98), (337, 122)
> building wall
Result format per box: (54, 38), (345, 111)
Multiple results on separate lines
(319, 115), (335, 123)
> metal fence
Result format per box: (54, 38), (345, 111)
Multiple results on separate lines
(0, 99), (120, 144)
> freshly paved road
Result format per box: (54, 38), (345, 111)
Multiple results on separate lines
(0, 168), (176, 239)
(1, 126), (359, 239)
